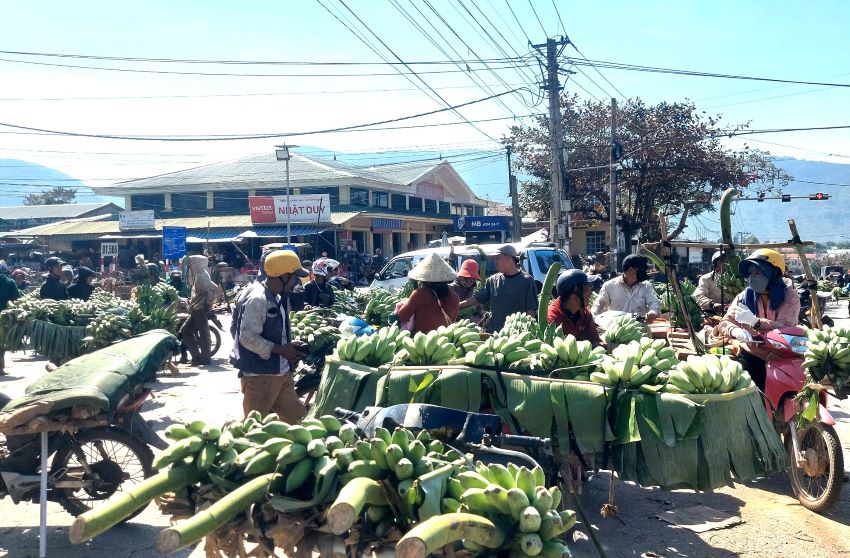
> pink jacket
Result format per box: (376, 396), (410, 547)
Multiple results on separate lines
(717, 283), (800, 360)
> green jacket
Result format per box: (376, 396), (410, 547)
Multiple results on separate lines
(0, 275), (20, 309)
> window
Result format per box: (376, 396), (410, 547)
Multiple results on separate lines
(300, 186), (339, 206)
(438, 201), (450, 215)
(391, 194), (407, 210)
(409, 196), (424, 212)
(213, 190), (248, 213)
(373, 191), (389, 208)
(131, 194), (165, 212)
(381, 257), (413, 278)
(473, 206), (484, 216)
(465, 205), (475, 216)
(534, 249), (573, 275)
(424, 199), (437, 213)
(350, 188), (369, 206)
(586, 231), (606, 255)
(451, 204), (463, 216)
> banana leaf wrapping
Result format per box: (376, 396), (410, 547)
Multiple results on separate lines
(305, 357), (387, 420)
(0, 330), (178, 427)
(610, 386), (786, 491)
(0, 318), (89, 364)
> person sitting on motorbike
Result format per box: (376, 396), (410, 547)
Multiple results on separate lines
(693, 251), (726, 315)
(547, 269), (603, 346)
(67, 266), (97, 301)
(717, 249), (800, 390)
(326, 259), (354, 291)
(305, 258), (336, 308)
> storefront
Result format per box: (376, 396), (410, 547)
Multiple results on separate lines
(452, 215), (514, 244)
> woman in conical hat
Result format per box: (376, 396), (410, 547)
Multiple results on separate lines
(396, 253), (460, 334)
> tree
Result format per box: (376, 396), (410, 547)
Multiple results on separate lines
(24, 186), (77, 206)
(506, 96), (791, 249)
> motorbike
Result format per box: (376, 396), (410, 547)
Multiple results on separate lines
(796, 287), (834, 328)
(0, 388), (166, 518)
(750, 327), (844, 512)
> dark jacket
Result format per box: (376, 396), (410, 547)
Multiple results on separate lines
(547, 299), (603, 346)
(40, 275), (68, 301)
(230, 282), (291, 377)
(0, 275), (20, 310)
(67, 267), (96, 301)
(304, 279), (335, 308)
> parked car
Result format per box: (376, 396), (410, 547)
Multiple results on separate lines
(369, 241), (573, 293)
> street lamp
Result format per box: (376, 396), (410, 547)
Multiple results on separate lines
(275, 144), (299, 245)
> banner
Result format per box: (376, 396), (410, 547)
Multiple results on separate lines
(453, 215), (512, 233)
(118, 210), (155, 231)
(249, 194), (331, 224)
(372, 218), (402, 233)
(162, 226), (187, 260)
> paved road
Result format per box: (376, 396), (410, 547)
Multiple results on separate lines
(1, 305), (849, 557)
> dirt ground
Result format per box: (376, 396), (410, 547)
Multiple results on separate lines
(1, 305), (849, 558)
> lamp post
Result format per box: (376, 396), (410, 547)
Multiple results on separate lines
(275, 144), (298, 246)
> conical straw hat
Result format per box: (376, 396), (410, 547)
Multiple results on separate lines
(408, 252), (457, 283)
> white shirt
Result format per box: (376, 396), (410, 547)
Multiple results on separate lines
(591, 276), (661, 316)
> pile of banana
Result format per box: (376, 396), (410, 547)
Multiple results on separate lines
(456, 332), (538, 371)
(591, 338), (677, 388)
(803, 325), (850, 384)
(497, 312), (540, 338)
(664, 354), (753, 394)
(530, 335), (607, 381)
(718, 268), (747, 298)
(363, 290), (403, 326)
(86, 312), (133, 347)
(334, 324), (410, 367)
(290, 311), (341, 354)
(329, 286), (362, 316)
(602, 314), (645, 346)
(396, 329), (465, 366)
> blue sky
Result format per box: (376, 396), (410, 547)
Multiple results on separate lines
(1, 0), (848, 201)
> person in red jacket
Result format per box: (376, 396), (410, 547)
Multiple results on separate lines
(547, 269), (602, 346)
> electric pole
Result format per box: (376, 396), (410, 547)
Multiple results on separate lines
(609, 98), (619, 270)
(533, 37), (570, 248)
(506, 145), (522, 242)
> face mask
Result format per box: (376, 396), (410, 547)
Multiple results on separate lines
(747, 275), (769, 293)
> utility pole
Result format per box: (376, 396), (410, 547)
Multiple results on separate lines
(533, 37), (570, 248)
(506, 145), (522, 242)
(609, 98), (619, 271)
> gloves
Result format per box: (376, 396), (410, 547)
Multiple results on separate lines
(730, 327), (753, 342)
(731, 303), (758, 327)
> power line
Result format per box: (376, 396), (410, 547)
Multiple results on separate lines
(0, 90), (528, 141)
(526, 0), (549, 36)
(550, 0), (567, 36)
(727, 124), (850, 136)
(503, 0), (532, 45)
(569, 43), (628, 101)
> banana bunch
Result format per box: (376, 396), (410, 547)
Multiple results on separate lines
(396, 329), (459, 366)
(154, 282), (180, 308)
(127, 306), (180, 335)
(664, 354), (753, 394)
(436, 319), (483, 354)
(329, 286), (361, 316)
(591, 338), (677, 388)
(530, 334), (607, 380)
(718, 268), (747, 298)
(290, 311), (341, 353)
(602, 314), (645, 346)
(363, 290), (403, 327)
(456, 332), (538, 371)
(497, 312), (540, 339)
(335, 324), (410, 367)
(803, 325), (850, 383)
(448, 463), (575, 557)
(86, 312), (133, 347)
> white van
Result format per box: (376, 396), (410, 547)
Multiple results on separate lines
(369, 242), (573, 292)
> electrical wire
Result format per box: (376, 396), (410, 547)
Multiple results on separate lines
(569, 43), (628, 101)
(504, 0), (532, 45)
(526, 0), (549, 37)
(550, 0), (567, 36)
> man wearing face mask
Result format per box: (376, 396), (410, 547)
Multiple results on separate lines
(67, 266), (97, 301)
(717, 249), (800, 390)
(230, 250), (309, 422)
(451, 259), (484, 323)
(591, 254), (661, 322)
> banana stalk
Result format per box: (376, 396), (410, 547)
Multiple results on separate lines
(395, 513), (506, 558)
(325, 476), (388, 535)
(537, 263), (561, 330)
(156, 473), (279, 554)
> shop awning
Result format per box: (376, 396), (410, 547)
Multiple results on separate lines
(240, 225), (327, 238)
(99, 233), (161, 239)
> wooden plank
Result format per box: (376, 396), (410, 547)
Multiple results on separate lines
(3, 418), (107, 436)
(788, 219), (820, 329)
(658, 215), (705, 354)
(642, 240), (814, 250)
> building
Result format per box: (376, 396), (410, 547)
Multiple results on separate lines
(0, 202), (121, 232)
(8, 152), (493, 268)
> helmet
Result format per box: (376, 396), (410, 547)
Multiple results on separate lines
(711, 251), (725, 264)
(312, 258), (331, 277)
(556, 269), (591, 298)
(739, 248), (785, 276)
(324, 258), (341, 270)
(146, 263), (160, 274)
(264, 250), (307, 278)
(44, 256), (66, 269)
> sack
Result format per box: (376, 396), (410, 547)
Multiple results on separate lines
(395, 300), (414, 331)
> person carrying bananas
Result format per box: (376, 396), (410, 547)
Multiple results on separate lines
(547, 269), (603, 346)
(230, 250), (309, 422)
(693, 251), (726, 314)
(396, 252), (460, 334)
(717, 249), (800, 390)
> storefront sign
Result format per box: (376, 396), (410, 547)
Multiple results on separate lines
(118, 210), (155, 231)
(372, 218), (402, 233)
(453, 216), (512, 233)
(339, 230), (352, 240)
(100, 242), (119, 257)
(249, 194), (331, 224)
(162, 226), (187, 260)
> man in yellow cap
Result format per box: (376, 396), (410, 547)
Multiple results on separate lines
(230, 250), (309, 422)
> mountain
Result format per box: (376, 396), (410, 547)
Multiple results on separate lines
(0, 159), (117, 207)
(684, 158), (850, 244)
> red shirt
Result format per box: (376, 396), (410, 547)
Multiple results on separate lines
(397, 287), (460, 334)
(547, 300), (603, 346)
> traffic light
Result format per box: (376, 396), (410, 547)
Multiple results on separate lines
(757, 192), (765, 202)
(809, 193), (829, 201)
(781, 194), (791, 202)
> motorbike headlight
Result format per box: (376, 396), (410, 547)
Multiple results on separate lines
(781, 334), (809, 354)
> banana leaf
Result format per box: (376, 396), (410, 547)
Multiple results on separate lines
(306, 358), (385, 418)
(505, 375), (553, 438)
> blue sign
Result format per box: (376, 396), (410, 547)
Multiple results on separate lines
(162, 226), (187, 260)
(453, 216), (512, 233)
